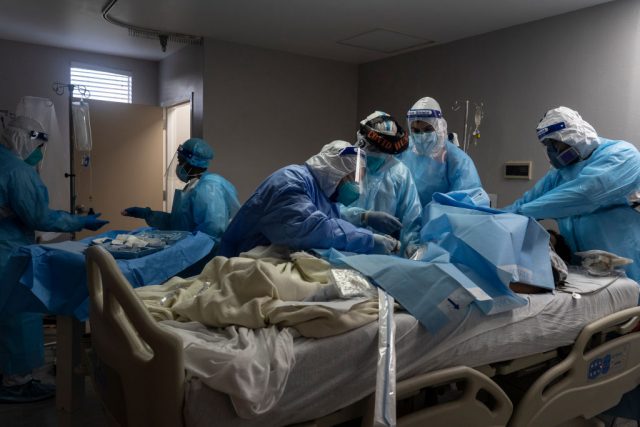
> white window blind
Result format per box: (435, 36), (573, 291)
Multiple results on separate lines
(70, 65), (132, 103)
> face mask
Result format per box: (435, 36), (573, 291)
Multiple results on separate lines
(176, 163), (191, 183)
(24, 146), (44, 166)
(546, 144), (580, 169)
(410, 131), (438, 154)
(336, 181), (360, 206)
(367, 155), (386, 173)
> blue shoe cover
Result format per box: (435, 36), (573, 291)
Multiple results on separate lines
(0, 380), (55, 403)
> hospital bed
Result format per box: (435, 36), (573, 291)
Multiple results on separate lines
(84, 245), (640, 427)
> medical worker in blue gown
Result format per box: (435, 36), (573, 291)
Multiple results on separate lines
(123, 138), (240, 246)
(399, 97), (482, 207)
(0, 116), (108, 402)
(340, 111), (423, 258)
(219, 140), (400, 257)
(506, 106), (640, 282)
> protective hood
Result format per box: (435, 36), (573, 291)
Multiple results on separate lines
(407, 97), (448, 155)
(0, 116), (47, 160)
(305, 140), (366, 198)
(179, 138), (214, 168)
(536, 106), (600, 159)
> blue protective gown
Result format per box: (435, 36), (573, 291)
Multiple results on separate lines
(507, 138), (640, 281)
(0, 145), (86, 375)
(340, 156), (422, 253)
(145, 173), (240, 246)
(399, 140), (482, 207)
(219, 165), (374, 257)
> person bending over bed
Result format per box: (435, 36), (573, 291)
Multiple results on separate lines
(218, 140), (399, 257)
(339, 111), (423, 259)
(505, 106), (640, 282)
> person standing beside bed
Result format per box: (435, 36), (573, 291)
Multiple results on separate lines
(122, 137), (240, 248)
(0, 116), (108, 402)
(218, 140), (400, 257)
(339, 111), (423, 259)
(399, 96), (483, 207)
(505, 106), (640, 282)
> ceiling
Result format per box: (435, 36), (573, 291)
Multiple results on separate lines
(0, 0), (616, 63)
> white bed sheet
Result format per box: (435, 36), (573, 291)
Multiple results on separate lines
(181, 275), (639, 427)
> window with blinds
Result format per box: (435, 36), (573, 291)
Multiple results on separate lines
(70, 64), (132, 103)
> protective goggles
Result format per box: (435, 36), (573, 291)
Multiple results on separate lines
(544, 140), (581, 167)
(29, 130), (48, 142)
(408, 122), (436, 134)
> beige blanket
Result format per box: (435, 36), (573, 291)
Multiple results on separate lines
(135, 247), (378, 337)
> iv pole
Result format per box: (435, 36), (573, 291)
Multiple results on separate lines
(452, 100), (484, 153)
(52, 82), (87, 216)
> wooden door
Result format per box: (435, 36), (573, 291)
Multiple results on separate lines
(75, 100), (163, 238)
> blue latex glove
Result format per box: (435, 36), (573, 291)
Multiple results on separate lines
(122, 206), (151, 219)
(363, 211), (402, 235)
(371, 234), (400, 255)
(83, 213), (109, 231)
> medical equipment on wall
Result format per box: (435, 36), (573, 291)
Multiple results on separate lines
(52, 82), (95, 222)
(452, 100), (484, 153)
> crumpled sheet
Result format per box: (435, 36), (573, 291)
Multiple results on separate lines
(160, 321), (294, 419)
(135, 245), (379, 338)
(136, 245), (380, 417)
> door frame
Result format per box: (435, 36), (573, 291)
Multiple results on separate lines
(162, 92), (193, 211)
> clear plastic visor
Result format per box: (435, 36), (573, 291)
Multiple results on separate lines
(165, 151), (187, 187)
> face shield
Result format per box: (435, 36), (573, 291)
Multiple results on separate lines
(357, 111), (408, 155)
(536, 106), (599, 159)
(1, 117), (49, 168)
(407, 109), (447, 158)
(305, 141), (367, 200)
(335, 146), (367, 206)
(166, 150), (187, 188)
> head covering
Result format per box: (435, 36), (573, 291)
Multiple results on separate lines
(357, 111), (408, 154)
(407, 97), (448, 155)
(0, 116), (47, 160)
(536, 106), (599, 158)
(305, 140), (367, 198)
(178, 138), (215, 168)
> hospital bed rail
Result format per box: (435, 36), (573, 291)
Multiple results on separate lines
(85, 245), (640, 427)
(85, 244), (515, 427)
(86, 245), (185, 427)
(509, 305), (640, 427)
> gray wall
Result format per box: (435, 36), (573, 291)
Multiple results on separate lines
(0, 38), (158, 210)
(202, 39), (358, 202)
(159, 44), (204, 137)
(358, 0), (640, 207)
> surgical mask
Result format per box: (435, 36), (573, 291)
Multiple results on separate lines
(176, 163), (190, 183)
(24, 146), (44, 166)
(336, 181), (360, 206)
(410, 131), (438, 154)
(546, 144), (580, 169)
(367, 154), (386, 173)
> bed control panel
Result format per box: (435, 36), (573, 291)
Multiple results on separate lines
(587, 345), (628, 380)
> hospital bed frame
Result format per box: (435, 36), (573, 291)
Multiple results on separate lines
(85, 245), (640, 427)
